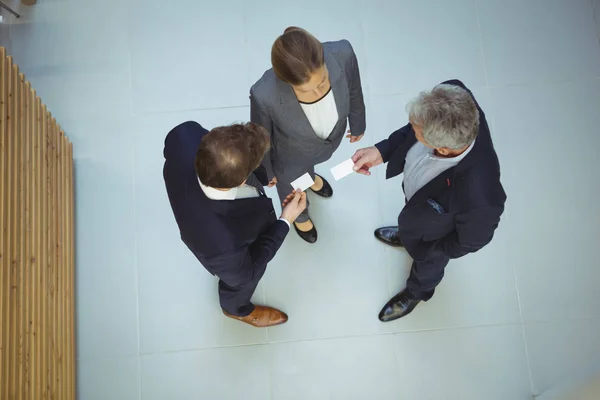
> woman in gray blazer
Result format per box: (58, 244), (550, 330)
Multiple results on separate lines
(250, 27), (366, 243)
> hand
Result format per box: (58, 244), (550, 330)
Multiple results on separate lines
(351, 146), (383, 176)
(280, 190), (307, 224)
(346, 130), (364, 143)
(267, 176), (278, 187)
(281, 190), (297, 208)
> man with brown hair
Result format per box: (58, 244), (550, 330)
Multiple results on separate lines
(163, 121), (306, 327)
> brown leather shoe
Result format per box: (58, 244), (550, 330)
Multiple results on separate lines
(223, 306), (288, 328)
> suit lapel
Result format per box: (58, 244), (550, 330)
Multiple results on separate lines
(327, 52), (349, 130)
(387, 132), (418, 179)
(277, 80), (315, 140)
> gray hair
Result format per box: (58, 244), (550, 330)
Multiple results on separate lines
(407, 84), (480, 150)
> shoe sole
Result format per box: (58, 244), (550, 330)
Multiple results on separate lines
(308, 188), (333, 198)
(223, 312), (289, 328)
(294, 224), (318, 244)
(374, 234), (404, 248)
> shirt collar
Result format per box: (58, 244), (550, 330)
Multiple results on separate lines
(198, 177), (238, 200)
(429, 139), (476, 163)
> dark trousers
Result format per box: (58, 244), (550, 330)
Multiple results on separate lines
(406, 252), (450, 301)
(218, 277), (260, 317)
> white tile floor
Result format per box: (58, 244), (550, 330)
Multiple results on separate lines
(3, 0), (600, 398)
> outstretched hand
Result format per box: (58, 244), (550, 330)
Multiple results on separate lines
(281, 190), (307, 224)
(351, 146), (383, 176)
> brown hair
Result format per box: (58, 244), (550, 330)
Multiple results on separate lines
(195, 123), (270, 189)
(271, 27), (324, 85)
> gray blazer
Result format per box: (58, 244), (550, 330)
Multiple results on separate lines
(250, 40), (366, 181)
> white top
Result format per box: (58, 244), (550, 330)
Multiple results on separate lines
(403, 140), (475, 201)
(197, 178), (290, 227)
(300, 88), (339, 140)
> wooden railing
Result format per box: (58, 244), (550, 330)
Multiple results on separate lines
(0, 47), (75, 399)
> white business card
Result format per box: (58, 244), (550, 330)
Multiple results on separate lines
(330, 158), (355, 181)
(290, 172), (315, 191)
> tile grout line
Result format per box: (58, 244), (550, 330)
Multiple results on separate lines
(390, 332), (404, 394)
(368, 75), (600, 98)
(76, 315), (600, 361)
(126, 0), (134, 119)
(130, 104), (250, 117)
(240, 0), (255, 101)
(112, 321), (527, 359)
(120, 73), (599, 119)
(130, 132), (143, 400)
(124, 11), (143, 394)
(357, 9), (372, 101)
(511, 262), (535, 396)
(474, 0), (490, 87)
(592, 0), (600, 49)
(122, 3), (142, 396)
(265, 341), (274, 400)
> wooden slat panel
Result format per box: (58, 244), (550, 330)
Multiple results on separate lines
(60, 130), (67, 400)
(53, 117), (59, 400)
(32, 93), (42, 400)
(68, 142), (75, 400)
(40, 103), (49, 400)
(1, 46), (76, 400)
(47, 115), (56, 400)
(0, 46), (9, 400)
(9, 61), (21, 400)
(2, 52), (13, 400)
(53, 121), (61, 399)
(21, 77), (32, 400)
(15, 72), (24, 400)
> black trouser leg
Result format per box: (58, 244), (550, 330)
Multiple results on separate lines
(406, 253), (450, 301)
(218, 277), (261, 317)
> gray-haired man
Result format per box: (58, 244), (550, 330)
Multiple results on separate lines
(352, 80), (507, 322)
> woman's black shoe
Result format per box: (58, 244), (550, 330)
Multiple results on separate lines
(309, 174), (333, 198)
(294, 220), (318, 244)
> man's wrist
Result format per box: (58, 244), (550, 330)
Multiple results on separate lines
(278, 217), (291, 228)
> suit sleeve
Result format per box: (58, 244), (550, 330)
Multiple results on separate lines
(250, 91), (276, 180)
(246, 220), (289, 280)
(433, 170), (506, 259)
(374, 123), (413, 163)
(342, 40), (366, 136)
(205, 220), (289, 286)
(434, 206), (503, 259)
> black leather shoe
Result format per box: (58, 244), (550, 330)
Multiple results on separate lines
(309, 174), (333, 198)
(374, 226), (403, 247)
(378, 289), (421, 322)
(294, 220), (318, 244)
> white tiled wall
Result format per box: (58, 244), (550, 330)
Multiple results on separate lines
(4, 0), (600, 398)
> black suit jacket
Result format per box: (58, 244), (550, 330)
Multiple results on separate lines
(375, 80), (507, 262)
(163, 121), (289, 287)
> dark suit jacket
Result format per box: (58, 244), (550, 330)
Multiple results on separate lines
(375, 80), (507, 262)
(163, 121), (289, 287)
